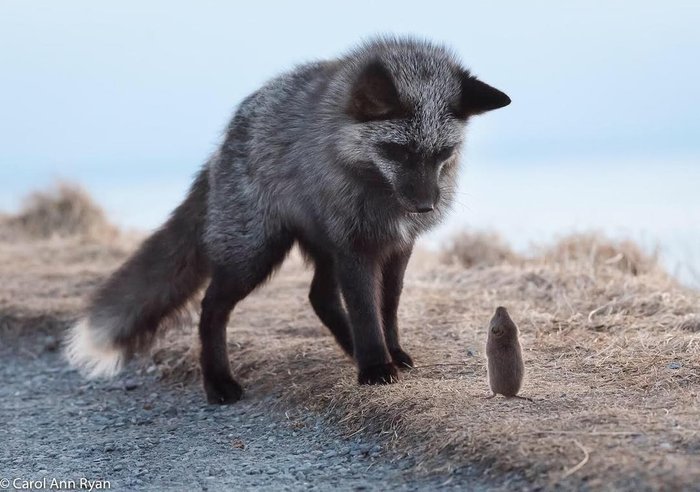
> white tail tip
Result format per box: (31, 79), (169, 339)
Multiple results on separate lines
(64, 319), (125, 379)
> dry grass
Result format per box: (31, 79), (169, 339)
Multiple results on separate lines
(539, 232), (660, 276)
(2, 186), (699, 490)
(441, 230), (519, 268)
(0, 184), (135, 335)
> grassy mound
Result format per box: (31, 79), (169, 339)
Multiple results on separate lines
(155, 238), (700, 490)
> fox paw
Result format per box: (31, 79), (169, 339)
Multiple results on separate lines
(358, 363), (398, 385)
(390, 348), (414, 370)
(203, 375), (243, 405)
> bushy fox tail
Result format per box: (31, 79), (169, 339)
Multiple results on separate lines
(65, 169), (210, 378)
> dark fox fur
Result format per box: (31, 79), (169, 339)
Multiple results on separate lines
(66, 37), (510, 403)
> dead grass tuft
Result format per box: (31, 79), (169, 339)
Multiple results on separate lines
(440, 230), (519, 268)
(541, 232), (659, 276)
(1, 183), (117, 241)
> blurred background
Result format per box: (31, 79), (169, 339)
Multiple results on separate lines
(1, 1), (698, 285)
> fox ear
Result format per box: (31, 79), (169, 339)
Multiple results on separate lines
(347, 60), (408, 122)
(454, 72), (511, 119)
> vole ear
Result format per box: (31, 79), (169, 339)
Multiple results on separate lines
(347, 60), (409, 122)
(454, 71), (511, 119)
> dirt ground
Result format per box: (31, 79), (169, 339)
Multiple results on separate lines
(3, 329), (516, 491)
(1, 186), (698, 490)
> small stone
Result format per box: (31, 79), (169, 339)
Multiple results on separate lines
(124, 380), (140, 391)
(358, 444), (372, 455)
(667, 361), (682, 370)
(43, 336), (60, 352)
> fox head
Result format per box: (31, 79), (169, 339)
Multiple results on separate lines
(336, 38), (510, 214)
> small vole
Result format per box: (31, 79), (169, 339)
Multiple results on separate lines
(486, 306), (527, 399)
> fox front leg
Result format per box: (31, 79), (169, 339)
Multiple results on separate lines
(381, 247), (414, 369)
(336, 252), (397, 385)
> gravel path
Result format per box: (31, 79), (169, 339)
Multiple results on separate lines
(1, 332), (493, 491)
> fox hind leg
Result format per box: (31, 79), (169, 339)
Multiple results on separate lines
(199, 234), (293, 404)
(199, 272), (245, 404)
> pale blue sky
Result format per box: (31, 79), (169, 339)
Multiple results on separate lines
(1, 1), (698, 176)
(1, 1), (698, 282)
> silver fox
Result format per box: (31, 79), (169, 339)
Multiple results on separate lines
(66, 37), (510, 403)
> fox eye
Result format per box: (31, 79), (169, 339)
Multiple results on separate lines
(378, 142), (414, 163)
(434, 145), (455, 162)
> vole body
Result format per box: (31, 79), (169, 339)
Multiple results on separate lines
(486, 306), (524, 398)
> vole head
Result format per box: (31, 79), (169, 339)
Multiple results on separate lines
(489, 306), (519, 340)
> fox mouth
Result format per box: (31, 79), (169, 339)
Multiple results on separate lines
(397, 198), (436, 215)
(403, 207), (434, 216)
